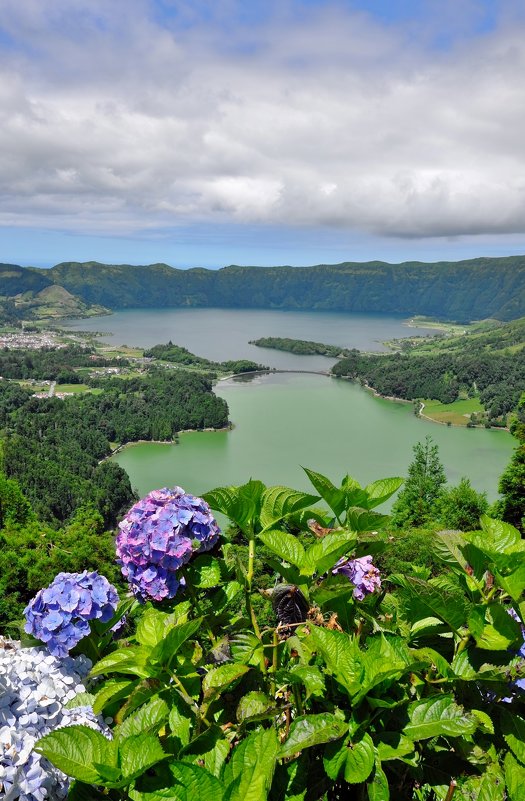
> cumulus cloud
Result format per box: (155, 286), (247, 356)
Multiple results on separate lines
(0, 0), (524, 239)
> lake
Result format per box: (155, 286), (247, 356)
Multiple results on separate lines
(112, 372), (514, 505)
(64, 308), (439, 371)
(64, 308), (514, 504)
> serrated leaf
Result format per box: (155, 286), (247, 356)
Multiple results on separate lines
(93, 679), (137, 715)
(223, 727), (279, 801)
(280, 714), (347, 758)
(403, 695), (476, 741)
(67, 781), (108, 801)
(64, 692), (95, 709)
(309, 626), (363, 698)
(303, 467), (346, 519)
(258, 530), (306, 568)
(117, 697), (169, 739)
(502, 710), (525, 765)
(375, 733), (415, 761)
(179, 725), (229, 776)
(119, 732), (166, 782)
(259, 485), (319, 532)
(303, 531), (357, 576)
(468, 604), (522, 650)
(136, 609), (175, 647)
(204, 480), (265, 535)
(168, 694), (193, 747)
(433, 530), (468, 571)
(367, 760), (390, 800)
(237, 691), (272, 723)
(479, 515), (523, 553)
(230, 632), (264, 667)
(202, 664), (249, 699)
(34, 725), (116, 784)
(277, 665), (326, 699)
(364, 477), (404, 509)
(323, 732), (375, 784)
(345, 508), (389, 533)
(395, 576), (467, 633)
(90, 646), (153, 679)
(129, 760), (223, 801)
(188, 555), (223, 588)
(150, 618), (203, 669)
(505, 752), (525, 801)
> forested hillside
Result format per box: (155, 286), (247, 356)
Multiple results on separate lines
(2, 254), (522, 321)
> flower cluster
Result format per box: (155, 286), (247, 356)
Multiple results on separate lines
(24, 571), (119, 659)
(116, 487), (220, 601)
(0, 640), (106, 801)
(332, 554), (381, 600)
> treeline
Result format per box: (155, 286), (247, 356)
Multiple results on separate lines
(4, 255), (525, 321)
(0, 344), (125, 380)
(332, 346), (525, 421)
(0, 371), (229, 525)
(250, 337), (348, 357)
(144, 342), (265, 374)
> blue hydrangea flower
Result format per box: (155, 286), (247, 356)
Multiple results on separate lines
(116, 486), (220, 601)
(332, 554), (381, 600)
(24, 571), (119, 659)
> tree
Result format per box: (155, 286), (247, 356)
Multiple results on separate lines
(391, 436), (447, 527)
(436, 477), (488, 531)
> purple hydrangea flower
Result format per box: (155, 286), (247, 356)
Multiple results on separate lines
(332, 555), (381, 600)
(116, 486), (220, 601)
(24, 572), (119, 659)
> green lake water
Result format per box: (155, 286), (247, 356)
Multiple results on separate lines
(112, 372), (514, 505)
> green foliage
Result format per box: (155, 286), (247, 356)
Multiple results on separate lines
(391, 437), (447, 528)
(144, 342), (265, 374)
(249, 337), (348, 357)
(436, 477), (488, 531)
(17, 466), (525, 800)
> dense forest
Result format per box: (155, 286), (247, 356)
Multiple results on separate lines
(0, 369), (228, 525)
(250, 337), (349, 357)
(0, 343), (126, 380)
(2, 255), (525, 321)
(144, 342), (265, 373)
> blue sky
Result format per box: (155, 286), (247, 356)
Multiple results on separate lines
(1, 0), (525, 268)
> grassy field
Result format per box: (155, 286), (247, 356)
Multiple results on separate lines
(421, 397), (483, 425)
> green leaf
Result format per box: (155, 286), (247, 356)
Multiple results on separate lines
(223, 728), (279, 801)
(136, 609), (176, 647)
(433, 530), (469, 571)
(168, 694), (193, 747)
(230, 632), (264, 667)
(505, 752), (525, 801)
(501, 710), (525, 766)
(403, 695), (476, 741)
(303, 531), (357, 576)
(117, 697), (169, 739)
(119, 732), (166, 782)
(309, 626), (363, 698)
(345, 508), (389, 533)
(67, 781), (108, 801)
(364, 477), (404, 509)
(468, 604), (522, 650)
(355, 635), (415, 702)
(203, 480), (265, 535)
(323, 732), (375, 784)
(179, 726), (229, 777)
(479, 515), (523, 553)
(367, 760), (390, 800)
(375, 733), (415, 762)
(303, 467), (346, 519)
(188, 555), (223, 588)
(277, 665), (326, 698)
(395, 576), (467, 633)
(64, 692), (95, 709)
(259, 485), (319, 532)
(150, 618), (203, 669)
(237, 691), (272, 723)
(129, 760), (224, 801)
(34, 725), (116, 784)
(279, 714), (347, 758)
(258, 530), (306, 569)
(90, 646), (153, 679)
(202, 663), (250, 699)
(93, 679), (137, 715)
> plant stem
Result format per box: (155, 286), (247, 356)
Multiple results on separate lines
(185, 580), (217, 645)
(245, 534), (262, 639)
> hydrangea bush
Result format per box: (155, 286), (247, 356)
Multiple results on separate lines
(17, 473), (525, 800)
(116, 487), (220, 600)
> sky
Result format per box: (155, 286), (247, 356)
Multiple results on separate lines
(1, 0), (525, 268)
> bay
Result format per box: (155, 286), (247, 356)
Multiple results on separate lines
(63, 307), (439, 371)
(112, 372), (514, 505)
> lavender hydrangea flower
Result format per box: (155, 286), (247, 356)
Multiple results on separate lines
(332, 555), (381, 600)
(24, 572), (119, 659)
(116, 486), (220, 601)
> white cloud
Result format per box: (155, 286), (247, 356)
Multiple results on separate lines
(0, 0), (524, 239)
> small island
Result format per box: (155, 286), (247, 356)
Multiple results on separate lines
(249, 336), (350, 358)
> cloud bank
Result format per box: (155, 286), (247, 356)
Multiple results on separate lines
(1, 0), (525, 241)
